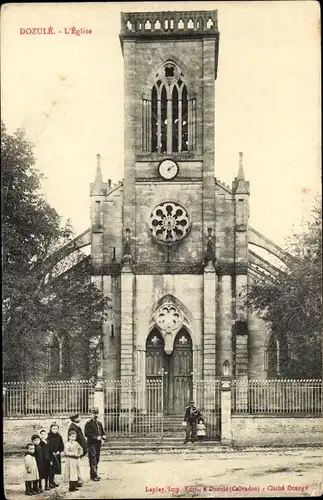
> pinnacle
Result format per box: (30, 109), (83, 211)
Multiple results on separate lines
(95, 153), (103, 184)
(237, 152), (245, 181)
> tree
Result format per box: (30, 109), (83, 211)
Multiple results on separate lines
(248, 198), (322, 378)
(2, 122), (109, 381)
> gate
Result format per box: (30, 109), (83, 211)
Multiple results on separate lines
(104, 379), (163, 436)
(104, 378), (221, 438)
(194, 379), (221, 439)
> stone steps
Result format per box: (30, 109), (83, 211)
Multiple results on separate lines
(102, 441), (221, 452)
(101, 433), (220, 451)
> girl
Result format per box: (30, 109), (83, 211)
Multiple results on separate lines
(39, 429), (52, 490)
(196, 418), (206, 441)
(24, 443), (39, 496)
(64, 430), (83, 492)
(47, 422), (64, 488)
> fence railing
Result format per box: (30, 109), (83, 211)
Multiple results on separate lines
(4, 378), (322, 421)
(104, 379), (163, 436)
(3, 380), (96, 417)
(194, 379), (222, 437)
(232, 379), (322, 415)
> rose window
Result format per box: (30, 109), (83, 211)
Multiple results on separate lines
(149, 202), (190, 244)
(155, 304), (183, 333)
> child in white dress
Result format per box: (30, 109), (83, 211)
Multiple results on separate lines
(24, 443), (39, 495)
(196, 418), (206, 441)
(64, 431), (83, 492)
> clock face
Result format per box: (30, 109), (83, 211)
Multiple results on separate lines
(158, 160), (179, 180)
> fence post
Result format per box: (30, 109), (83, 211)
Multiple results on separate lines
(221, 376), (232, 446)
(93, 378), (105, 422)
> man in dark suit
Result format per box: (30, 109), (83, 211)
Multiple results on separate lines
(183, 400), (201, 443)
(84, 408), (106, 481)
(68, 413), (87, 487)
(68, 414), (87, 457)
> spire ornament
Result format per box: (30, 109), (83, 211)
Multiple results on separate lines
(95, 154), (103, 183)
(122, 227), (132, 267)
(237, 152), (245, 181)
(204, 227), (216, 270)
(90, 153), (107, 196)
(232, 152), (250, 194)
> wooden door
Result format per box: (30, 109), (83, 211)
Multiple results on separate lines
(146, 330), (165, 412)
(167, 329), (193, 415)
(146, 330), (165, 380)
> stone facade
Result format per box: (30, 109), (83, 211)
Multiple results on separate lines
(90, 10), (272, 411)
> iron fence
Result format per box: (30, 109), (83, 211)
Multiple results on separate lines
(4, 377), (321, 426)
(3, 380), (95, 417)
(104, 379), (163, 436)
(232, 379), (322, 415)
(194, 379), (222, 438)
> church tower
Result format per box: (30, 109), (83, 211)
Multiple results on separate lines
(90, 10), (258, 416)
(120, 11), (219, 262)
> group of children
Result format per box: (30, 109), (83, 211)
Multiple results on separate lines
(24, 422), (83, 495)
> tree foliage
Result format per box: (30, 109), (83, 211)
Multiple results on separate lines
(248, 199), (322, 378)
(2, 122), (109, 381)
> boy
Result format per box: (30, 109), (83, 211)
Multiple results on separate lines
(24, 443), (39, 496)
(31, 434), (44, 493)
(39, 429), (52, 490)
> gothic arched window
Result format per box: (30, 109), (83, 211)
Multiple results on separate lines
(61, 336), (72, 378)
(265, 333), (280, 378)
(142, 62), (196, 154)
(49, 336), (60, 376)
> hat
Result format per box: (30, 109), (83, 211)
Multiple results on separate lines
(91, 408), (99, 414)
(70, 413), (79, 421)
(190, 400), (195, 404)
(31, 434), (40, 441)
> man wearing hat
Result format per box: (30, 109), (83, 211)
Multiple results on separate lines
(84, 408), (107, 481)
(68, 413), (87, 486)
(183, 400), (201, 444)
(68, 414), (87, 457)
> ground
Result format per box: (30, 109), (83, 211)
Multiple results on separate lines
(4, 448), (323, 499)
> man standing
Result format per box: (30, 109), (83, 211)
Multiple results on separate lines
(183, 400), (201, 444)
(84, 408), (107, 481)
(68, 414), (87, 487)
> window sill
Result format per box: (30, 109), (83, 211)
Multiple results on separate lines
(136, 152), (202, 161)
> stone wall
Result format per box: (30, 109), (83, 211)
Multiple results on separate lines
(4, 412), (321, 449)
(3, 415), (91, 448)
(135, 274), (203, 350)
(248, 311), (270, 379)
(135, 182), (203, 263)
(215, 184), (235, 261)
(231, 415), (322, 446)
(135, 40), (204, 157)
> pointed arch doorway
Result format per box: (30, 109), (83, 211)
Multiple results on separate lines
(146, 328), (193, 415)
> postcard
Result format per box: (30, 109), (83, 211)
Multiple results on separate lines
(2, 1), (322, 499)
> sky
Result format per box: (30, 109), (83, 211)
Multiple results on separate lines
(1, 1), (321, 248)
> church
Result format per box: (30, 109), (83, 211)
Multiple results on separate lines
(87, 10), (285, 416)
